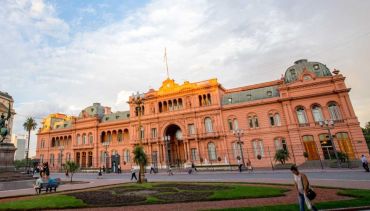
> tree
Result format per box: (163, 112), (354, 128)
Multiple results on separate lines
(274, 149), (290, 165)
(65, 161), (79, 183)
(23, 117), (37, 173)
(133, 145), (148, 183)
(362, 122), (370, 150)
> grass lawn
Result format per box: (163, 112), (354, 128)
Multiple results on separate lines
(0, 183), (285, 209)
(210, 185), (286, 200)
(211, 189), (370, 211)
(0, 195), (85, 210)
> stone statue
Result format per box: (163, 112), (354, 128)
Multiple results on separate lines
(0, 101), (11, 143)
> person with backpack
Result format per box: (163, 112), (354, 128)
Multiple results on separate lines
(291, 165), (318, 211)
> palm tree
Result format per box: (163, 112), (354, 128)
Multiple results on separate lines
(65, 161), (79, 183)
(133, 145), (148, 183)
(274, 149), (290, 165)
(23, 117), (37, 173)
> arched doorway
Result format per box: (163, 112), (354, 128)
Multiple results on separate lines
(164, 124), (185, 167)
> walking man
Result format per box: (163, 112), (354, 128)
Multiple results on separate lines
(130, 167), (137, 181)
(237, 158), (242, 172)
(361, 155), (369, 172)
(150, 164), (156, 174)
(191, 162), (197, 172)
(291, 165), (318, 211)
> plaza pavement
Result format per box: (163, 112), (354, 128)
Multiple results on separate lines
(0, 168), (369, 199)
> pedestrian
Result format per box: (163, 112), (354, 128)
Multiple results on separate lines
(131, 167), (137, 181)
(118, 164), (121, 174)
(361, 155), (369, 172)
(168, 167), (173, 176)
(43, 162), (50, 177)
(150, 164), (156, 174)
(98, 167), (103, 178)
(290, 165), (318, 211)
(191, 162), (197, 172)
(237, 159), (242, 172)
(246, 159), (253, 172)
(103, 166), (106, 173)
(65, 169), (69, 177)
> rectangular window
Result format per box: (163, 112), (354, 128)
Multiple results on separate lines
(140, 127), (144, 139)
(191, 148), (198, 161)
(151, 128), (157, 138)
(188, 124), (195, 135)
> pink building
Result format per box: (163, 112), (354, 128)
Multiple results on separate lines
(36, 59), (369, 171)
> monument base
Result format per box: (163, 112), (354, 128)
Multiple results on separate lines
(0, 142), (16, 171)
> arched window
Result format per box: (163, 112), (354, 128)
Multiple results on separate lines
(274, 137), (287, 151)
(207, 93), (212, 105)
(89, 133), (93, 144)
(123, 129), (129, 140)
(173, 99), (178, 110)
(269, 112), (281, 126)
(296, 106), (308, 124)
(252, 139), (264, 158)
(117, 130), (123, 142)
(77, 135), (81, 145)
(312, 105), (324, 122)
(178, 98), (183, 109)
(168, 100), (173, 111)
(233, 119), (239, 130)
(123, 149), (130, 162)
(199, 95), (203, 106)
(207, 142), (217, 160)
(159, 102), (163, 113)
(328, 102), (342, 120)
(82, 134), (87, 145)
(274, 113), (281, 126)
(248, 114), (259, 128)
(228, 119), (233, 131)
(232, 142), (242, 159)
(204, 117), (213, 133)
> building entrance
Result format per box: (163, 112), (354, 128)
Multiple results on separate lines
(164, 124), (185, 167)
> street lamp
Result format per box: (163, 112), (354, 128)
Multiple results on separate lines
(129, 92), (146, 182)
(233, 129), (245, 169)
(319, 120), (340, 167)
(129, 92), (145, 145)
(102, 141), (110, 173)
(163, 135), (171, 171)
(59, 146), (64, 173)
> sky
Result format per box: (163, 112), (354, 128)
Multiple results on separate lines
(1, 0), (369, 157)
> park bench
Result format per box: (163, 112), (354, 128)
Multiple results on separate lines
(35, 178), (60, 194)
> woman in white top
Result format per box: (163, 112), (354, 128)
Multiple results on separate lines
(291, 165), (318, 211)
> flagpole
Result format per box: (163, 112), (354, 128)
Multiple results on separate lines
(164, 48), (169, 79)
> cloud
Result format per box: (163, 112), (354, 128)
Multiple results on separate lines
(1, 0), (370, 157)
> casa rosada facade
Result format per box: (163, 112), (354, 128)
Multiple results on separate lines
(36, 59), (369, 171)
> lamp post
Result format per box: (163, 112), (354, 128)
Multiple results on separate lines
(102, 141), (110, 173)
(130, 92), (145, 145)
(163, 135), (171, 171)
(59, 146), (64, 173)
(233, 129), (245, 168)
(319, 120), (340, 167)
(129, 92), (146, 182)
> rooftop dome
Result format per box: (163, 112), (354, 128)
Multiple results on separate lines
(284, 59), (332, 83)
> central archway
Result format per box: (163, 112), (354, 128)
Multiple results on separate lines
(164, 124), (185, 167)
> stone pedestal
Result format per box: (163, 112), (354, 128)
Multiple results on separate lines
(0, 142), (17, 171)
